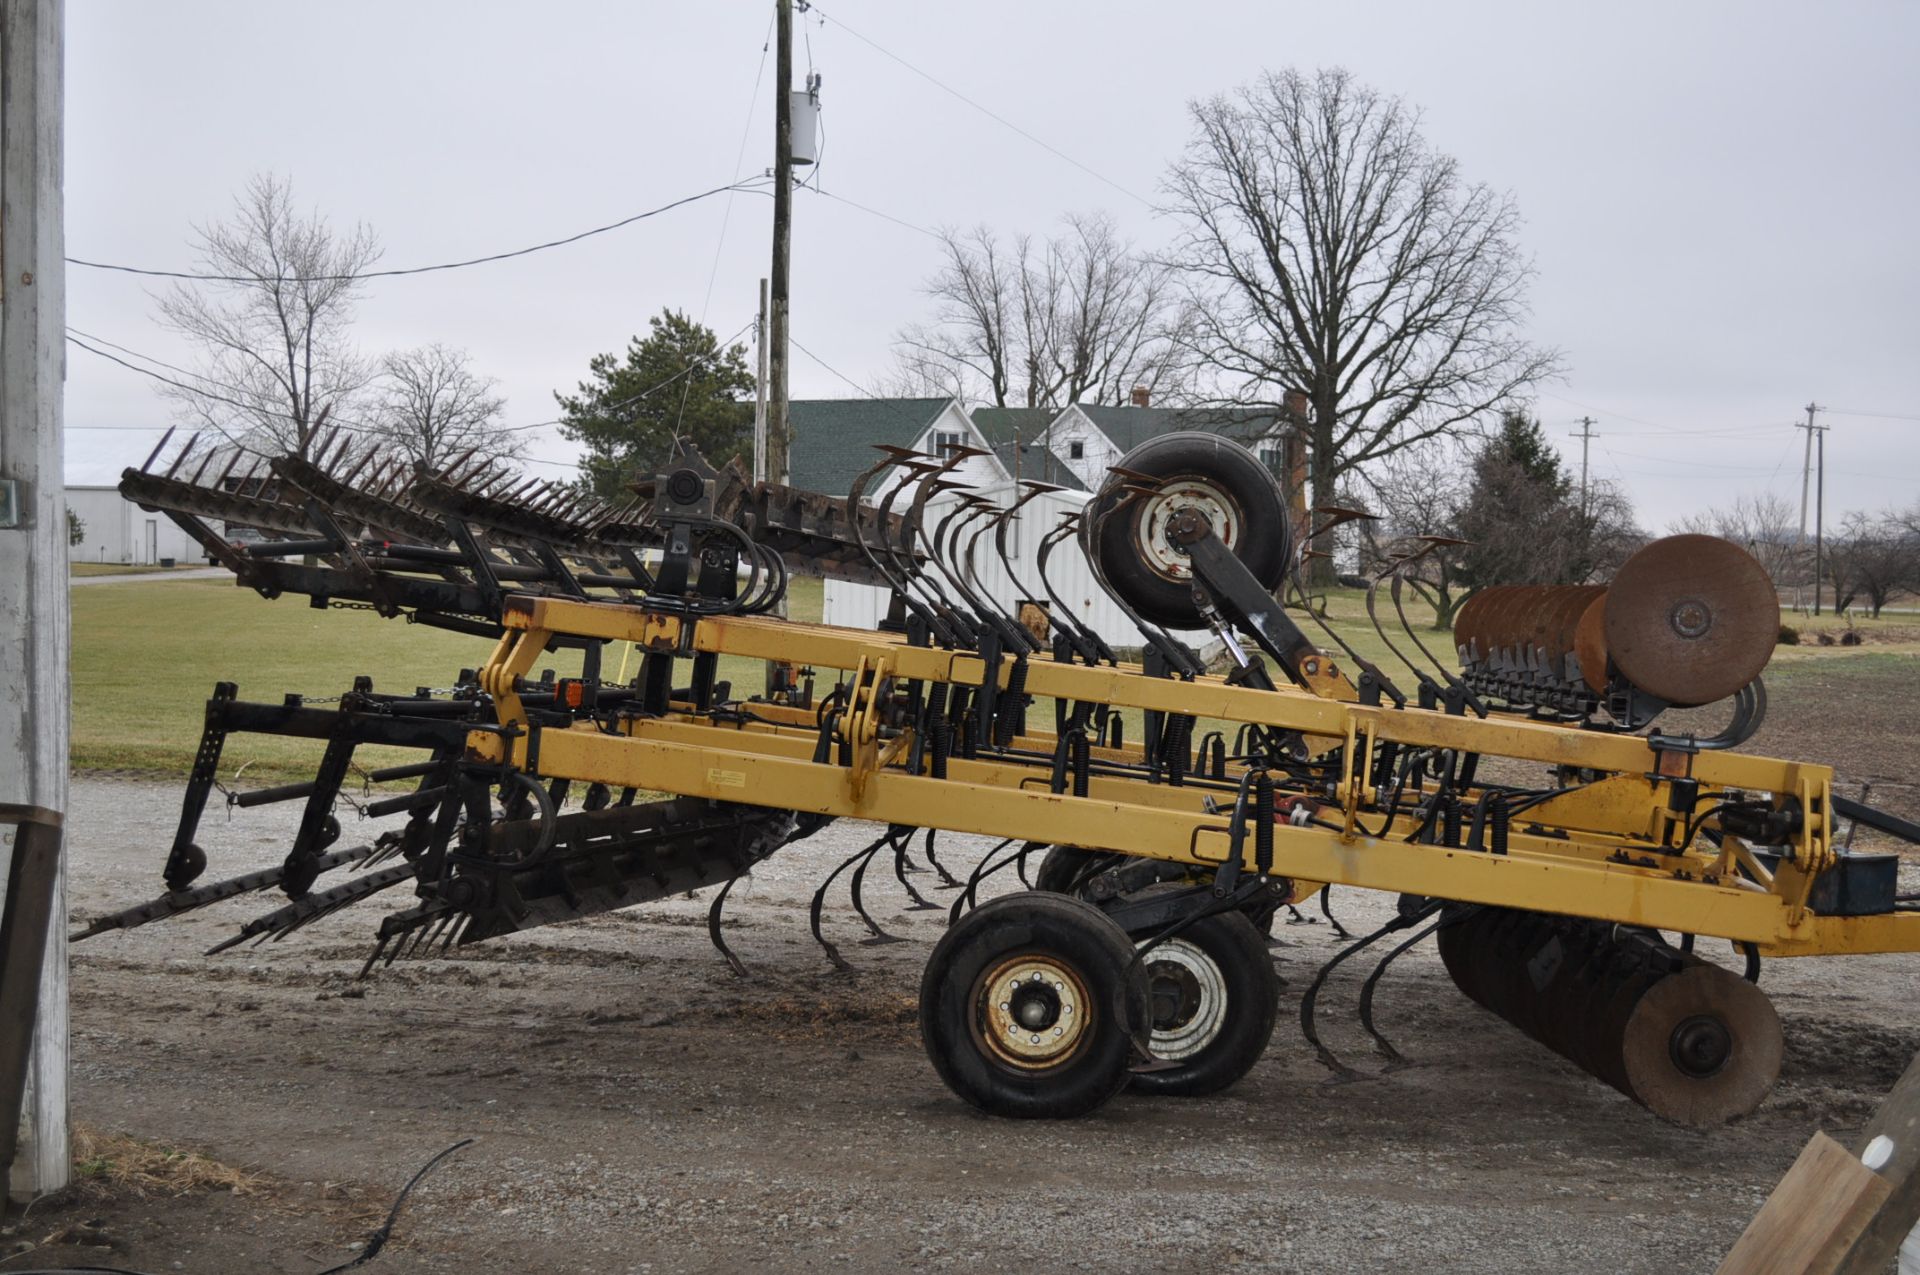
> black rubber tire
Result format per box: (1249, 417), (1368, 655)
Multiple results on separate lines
(1127, 898), (1279, 1098)
(920, 891), (1148, 1119)
(1091, 431), (1291, 631)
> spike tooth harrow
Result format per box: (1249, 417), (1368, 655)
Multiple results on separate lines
(83, 432), (1920, 1126)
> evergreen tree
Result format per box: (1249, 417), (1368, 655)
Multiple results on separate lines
(556, 310), (754, 499)
(1456, 412), (1602, 586)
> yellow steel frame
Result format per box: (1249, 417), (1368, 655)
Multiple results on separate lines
(465, 595), (1920, 959)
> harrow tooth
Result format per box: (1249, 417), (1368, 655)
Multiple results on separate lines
(809, 832), (892, 971)
(357, 932), (393, 980)
(1299, 902), (1440, 1082)
(847, 840), (904, 947)
(890, 829), (942, 911)
(1355, 917), (1443, 1068)
(162, 432), (197, 479)
(1319, 886), (1351, 939)
(205, 863), (419, 956)
(139, 424), (176, 473)
(706, 874), (751, 978)
(71, 845), (377, 942)
(920, 828), (964, 890)
(947, 837), (1024, 925)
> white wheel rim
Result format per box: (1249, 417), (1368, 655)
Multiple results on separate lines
(1136, 480), (1241, 584)
(1139, 937), (1229, 1061)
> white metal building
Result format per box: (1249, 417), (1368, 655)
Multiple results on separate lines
(64, 485), (205, 566)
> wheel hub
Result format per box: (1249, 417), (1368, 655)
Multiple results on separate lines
(1138, 938), (1229, 1061)
(1668, 1013), (1733, 1078)
(1137, 480), (1241, 584)
(979, 955), (1091, 1069)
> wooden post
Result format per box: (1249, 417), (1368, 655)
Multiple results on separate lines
(1837, 1050), (1920, 1274)
(0, 0), (70, 1204)
(1716, 1132), (1890, 1275)
(1718, 1049), (1920, 1275)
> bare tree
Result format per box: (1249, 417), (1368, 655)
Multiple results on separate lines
(1827, 511), (1920, 618)
(1164, 68), (1560, 577)
(893, 213), (1191, 408)
(377, 344), (516, 470)
(1671, 492), (1803, 587)
(156, 174), (381, 459)
(1351, 443), (1476, 629)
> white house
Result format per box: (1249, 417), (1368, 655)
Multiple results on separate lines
(64, 484), (206, 566)
(990, 399), (1298, 494)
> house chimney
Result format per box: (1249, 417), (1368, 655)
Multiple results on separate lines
(1282, 388), (1309, 423)
(1129, 385), (1151, 408)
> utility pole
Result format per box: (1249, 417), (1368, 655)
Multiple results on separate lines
(1795, 403), (1827, 615)
(0, 0), (70, 1204)
(1571, 417), (1597, 515)
(753, 278), (768, 483)
(1814, 421), (1828, 617)
(767, 0), (794, 486)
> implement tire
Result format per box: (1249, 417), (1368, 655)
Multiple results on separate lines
(920, 891), (1148, 1119)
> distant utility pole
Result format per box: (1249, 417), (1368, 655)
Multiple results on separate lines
(1796, 403), (1828, 614)
(1815, 420), (1828, 617)
(753, 278), (768, 483)
(1571, 416), (1597, 515)
(766, 0), (795, 486)
(0, 0), (70, 1204)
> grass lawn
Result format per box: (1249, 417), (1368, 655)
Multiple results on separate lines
(69, 568), (1906, 783)
(70, 579), (783, 782)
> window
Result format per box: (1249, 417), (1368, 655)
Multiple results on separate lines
(932, 430), (965, 455)
(1260, 446), (1284, 473)
(1068, 439), (1086, 461)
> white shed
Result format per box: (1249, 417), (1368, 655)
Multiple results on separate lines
(64, 485), (206, 566)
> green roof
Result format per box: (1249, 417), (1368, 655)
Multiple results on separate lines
(1074, 404), (1284, 454)
(969, 407), (1058, 448)
(786, 397), (954, 495)
(990, 440), (1088, 491)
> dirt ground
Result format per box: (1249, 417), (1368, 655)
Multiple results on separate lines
(13, 659), (1920, 1275)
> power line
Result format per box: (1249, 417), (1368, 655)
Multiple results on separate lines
(68, 180), (768, 283)
(807, 4), (1152, 209)
(1825, 407), (1920, 423)
(683, 13), (778, 446)
(69, 333), (574, 470)
(1599, 445), (1810, 473)
(790, 334), (873, 397)
(807, 186), (942, 240)
(65, 336), (276, 460)
(1537, 390), (1672, 432)
(67, 319), (753, 439)
(697, 8), (778, 322)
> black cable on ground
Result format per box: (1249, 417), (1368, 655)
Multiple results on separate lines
(0, 1138), (472, 1275)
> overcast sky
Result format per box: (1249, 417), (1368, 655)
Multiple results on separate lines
(64, 1), (1919, 527)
